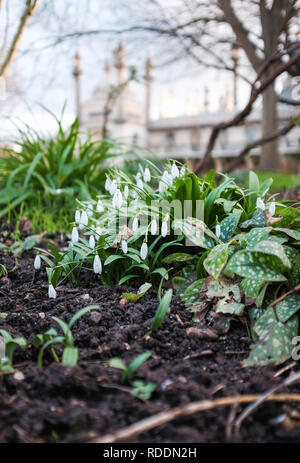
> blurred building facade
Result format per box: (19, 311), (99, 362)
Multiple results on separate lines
(78, 45), (300, 172)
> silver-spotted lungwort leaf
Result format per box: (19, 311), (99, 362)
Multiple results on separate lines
(173, 219), (215, 249)
(206, 279), (241, 301)
(204, 243), (229, 280)
(241, 277), (265, 298)
(226, 250), (287, 282)
(219, 210), (242, 242)
(240, 208), (266, 229)
(182, 279), (204, 306)
(273, 228), (300, 241)
(244, 308), (298, 366)
(244, 227), (272, 248)
(255, 283), (269, 308)
(282, 245), (299, 265)
(186, 217), (220, 242)
(276, 292), (300, 322)
(250, 240), (291, 270)
(216, 299), (244, 315)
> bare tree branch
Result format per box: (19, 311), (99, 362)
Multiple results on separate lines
(0, 0), (39, 78)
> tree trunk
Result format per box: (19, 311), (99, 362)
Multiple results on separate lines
(259, 82), (280, 171)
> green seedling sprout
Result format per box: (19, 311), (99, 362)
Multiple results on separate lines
(150, 289), (173, 333)
(131, 380), (157, 400)
(121, 282), (152, 303)
(109, 351), (151, 383)
(0, 329), (26, 372)
(34, 305), (99, 368)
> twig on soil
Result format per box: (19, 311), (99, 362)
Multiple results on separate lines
(225, 397), (240, 441)
(267, 284), (300, 309)
(89, 392), (300, 443)
(274, 362), (297, 378)
(233, 371), (300, 434)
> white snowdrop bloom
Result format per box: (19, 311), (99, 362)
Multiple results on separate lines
(143, 167), (151, 183)
(71, 227), (79, 243)
(256, 197), (265, 210)
(137, 178), (143, 190)
(87, 208), (93, 218)
(95, 226), (102, 240)
(96, 200), (104, 213)
(269, 202), (276, 216)
(161, 221), (168, 237)
(109, 180), (117, 195)
(159, 181), (165, 194)
(48, 284), (57, 299)
(75, 210), (81, 223)
(124, 185), (129, 199)
(140, 242), (148, 260)
(89, 235), (95, 249)
(113, 189), (123, 209)
(180, 165), (186, 177)
(34, 255), (41, 270)
(81, 210), (89, 226)
(216, 224), (221, 239)
(105, 176), (111, 191)
(132, 217), (139, 232)
(171, 163), (179, 179)
(121, 240), (128, 254)
(136, 172), (141, 181)
(93, 255), (102, 274)
(151, 219), (158, 235)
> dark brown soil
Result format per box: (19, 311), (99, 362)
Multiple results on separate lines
(0, 245), (300, 444)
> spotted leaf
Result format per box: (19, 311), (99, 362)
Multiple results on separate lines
(240, 208), (266, 229)
(204, 243), (229, 280)
(276, 292), (300, 322)
(219, 210), (242, 242)
(226, 250), (287, 282)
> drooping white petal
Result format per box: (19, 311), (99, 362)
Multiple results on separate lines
(75, 210), (81, 223)
(180, 165), (186, 177)
(113, 189), (123, 209)
(136, 172), (141, 181)
(105, 176), (111, 191)
(256, 197), (265, 210)
(269, 202), (276, 216)
(137, 178), (143, 190)
(216, 224), (221, 239)
(121, 240), (128, 254)
(89, 235), (95, 249)
(159, 181), (165, 194)
(143, 167), (151, 183)
(34, 255), (41, 270)
(124, 185), (129, 199)
(96, 200), (104, 213)
(48, 284), (57, 299)
(95, 226), (102, 240)
(87, 208), (93, 218)
(161, 221), (168, 237)
(71, 227), (79, 243)
(93, 255), (102, 274)
(132, 217), (139, 232)
(151, 219), (158, 235)
(109, 180), (117, 195)
(171, 163), (179, 179)
(80, 210), (89, 226)
(140, 242), (148, 260)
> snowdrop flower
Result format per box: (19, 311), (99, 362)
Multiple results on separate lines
(105, 176), (111, 191)
(113, 189), (123, 209)
(269, 202), (276, 217)
(151, 219), (158, 235)
(87, 208), (93, 218)
(132, 217), (139, 232)
(162, 170), (173, 186)
(109, 180), (117, 195)
(89, 235), (95, 249)
(93, 255), (102, 274)
(81, 210), (89, 226)
(216, 224), (221, 239)
(171, 163), (179, 179)
(161, 221), (168, 237)
(95, 226), (102, 240)
(71, 227), (79, 243)
(180, 165), (186, 177)
(256, 197), (265, 210)
(140, 242), (148, 260)
(159, 181), (165, 194)
(34, 255), (41, 270)
(136, 172), (141, 181)
(96, 199), (104, 213)
(48, 284), (57, 299)
(75, 210), (81, 223)
(124, 185), (129, 199)
(143, 167), (151, 183)
(137, 178), (143, 190)
(121, 239), (128, 254)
